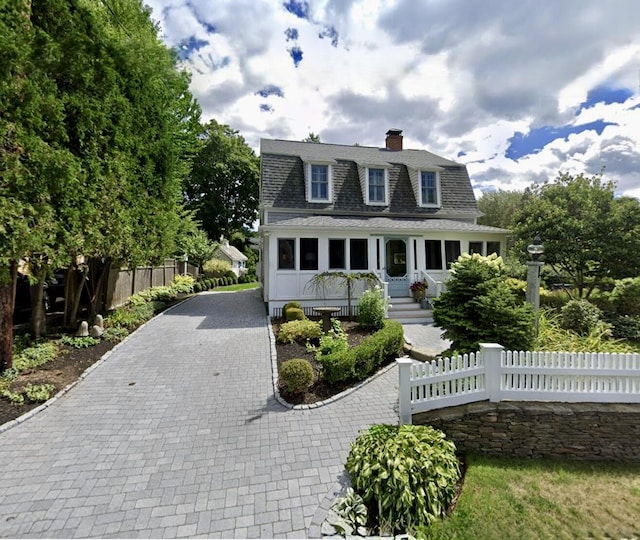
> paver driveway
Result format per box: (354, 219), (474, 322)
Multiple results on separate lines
(0, 289), (399, 538)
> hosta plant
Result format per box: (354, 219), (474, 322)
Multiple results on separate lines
(326, 487), (368, 537)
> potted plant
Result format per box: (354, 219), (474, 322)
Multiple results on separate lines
(409, 280), (428, 302)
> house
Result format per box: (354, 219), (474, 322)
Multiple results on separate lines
(259, 129), (508, 317)
(213, 240), (248, 277)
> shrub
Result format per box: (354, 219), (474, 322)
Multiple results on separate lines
(105, 302), (155, 331)
(202, 258), (231, 278)
(13, 342), (58, 371)
(346, 424), (460, 535)
(604, 314), (640, 340)
(279, 358), (314, 393)
(277, 319), (322, 344)
(282, 301), (303, 319)
(170, 274), (195, 294)
(24, 383), (55, 402)
(433, 253), (535, 353)
(103, 326), (129, 343)
(539, 288), (572, 310)
(357, 287), (386, 329)
(326, 488), (368, 537)
(610, 277), (640, 316)
(318, 349), (355, 384)
(285, 307), (306, 321)
(193, 282), (203, 293)
(60, 336), (100, 348)
(559, 299), (603, 336)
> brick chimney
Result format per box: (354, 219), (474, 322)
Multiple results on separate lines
(385, 129), (403, 151)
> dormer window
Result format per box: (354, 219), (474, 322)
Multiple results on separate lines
(420, 171), (440, 207)
(306, 163), (332, 202)
(367, 167), (388, 205)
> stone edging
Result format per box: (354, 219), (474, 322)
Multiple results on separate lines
(0, 295), (197, 434)
(267, 316), (398, 410)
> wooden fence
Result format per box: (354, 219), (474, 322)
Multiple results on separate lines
(397, 343), (640, 424)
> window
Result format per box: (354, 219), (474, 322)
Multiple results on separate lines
(300, 238), (318, 270)
(350, 239), (368, 270)
(425, 240), (442, 270)
(469, 241), (483, 255)
(445, 240), (461, 268)
(367, 168), (387, 204)
(278, 238), (295, 270)
(487, 241), (501, 256)
(329, 239), (345, 269)
(310, 164), (329, 201)
(420, 171), (439, 205)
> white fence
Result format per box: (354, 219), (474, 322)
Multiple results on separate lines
(397, 343), (640, 424)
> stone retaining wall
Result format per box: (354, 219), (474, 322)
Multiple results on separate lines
(414, 401), (640, 461)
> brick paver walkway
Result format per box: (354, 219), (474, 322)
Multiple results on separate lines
(0, 289), (399, 538)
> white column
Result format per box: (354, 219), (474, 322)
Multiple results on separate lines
(397, 357), (414, 425)
(479, 343), (504, 403)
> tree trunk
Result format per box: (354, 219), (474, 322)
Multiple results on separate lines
(88, 257), (112, 319)
(0, 262), (18, 371)
(29, 279), (46, 339)
(64, 267), (85, 329)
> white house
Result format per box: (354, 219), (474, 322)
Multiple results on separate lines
(213, 240), (248, 277)
(259, 129), (508, 317)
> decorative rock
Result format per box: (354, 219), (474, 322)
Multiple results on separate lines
(75, 321), (89, 337)
(90, 325), (103, 338)
(94, 314), (104, 330)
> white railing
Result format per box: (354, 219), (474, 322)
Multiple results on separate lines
(397, 343), (640, 424)
(416, 270), (445, 298)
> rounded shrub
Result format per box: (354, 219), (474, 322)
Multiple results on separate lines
(282, 301), (303, 319)
(285, 307), (305, 321)
(346, 424), (460, 535)
(202, 258), (231, 278)
(277, 319), (322, 344)
(357, 287), (386, 329)
(279, 358), (314, 394)
(559, 299), (603, 335)
(610, 277), (640, 316)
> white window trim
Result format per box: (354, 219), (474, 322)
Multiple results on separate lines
(365, 167), (389, 206)
(305, 162), (333, 203)
(419, 170), (441, 208)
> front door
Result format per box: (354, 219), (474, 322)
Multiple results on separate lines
(385, 238), (409, 297)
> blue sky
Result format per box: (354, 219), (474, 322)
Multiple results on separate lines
(146, 0), (640, 199)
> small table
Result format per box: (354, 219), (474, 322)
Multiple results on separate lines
(312, 307), (342, 333)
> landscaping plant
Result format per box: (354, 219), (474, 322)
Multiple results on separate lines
(276, 320), (322, 344)
(346, 424), (460, 535)
(357, 286), (386, 330)
(326, 487), (369, 537)
(279, 358), (314, 394)
(559, 299), (604, 336)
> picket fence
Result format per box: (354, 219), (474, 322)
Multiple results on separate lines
(397, 343), (640, 424)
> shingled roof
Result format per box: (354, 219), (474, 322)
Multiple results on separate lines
(260, 138), (480, 220)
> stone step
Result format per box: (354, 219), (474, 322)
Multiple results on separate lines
(387, 297), (433, 324)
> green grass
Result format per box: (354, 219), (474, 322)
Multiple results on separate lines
(215, 282), (260, 292)
(419, 455), (640, 540)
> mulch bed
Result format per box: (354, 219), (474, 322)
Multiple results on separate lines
(273, 317), (393, 405)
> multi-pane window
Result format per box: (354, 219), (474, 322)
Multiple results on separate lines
(425, 240), (443, 270)
(368, 168), (386, 203)
(329, 239), (346, 269)
(487, 241), (501, 256)
(278, 239), (295, 270)
(350, 239), (368, 270)
(469, 241), (483, 255)
(420, 171), (438, 205)
(310, 164), (329, 201)
(300, 238), (318, 270)
(445, 240), (461, 268)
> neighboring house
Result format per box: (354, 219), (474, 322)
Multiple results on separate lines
(259, 129), (508, 316)
(214, 240), (248, 277)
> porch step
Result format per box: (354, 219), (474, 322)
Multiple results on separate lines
(387, 296), (433, 325)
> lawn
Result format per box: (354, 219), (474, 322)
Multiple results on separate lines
(421, 455), (640, 540)
(214, 281), (260, 292)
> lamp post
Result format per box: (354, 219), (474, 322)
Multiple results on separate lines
(182, 253), (188, 276)
(526, 234), (544, 331)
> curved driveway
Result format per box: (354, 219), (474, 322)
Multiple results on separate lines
(0, 289), (399, 538)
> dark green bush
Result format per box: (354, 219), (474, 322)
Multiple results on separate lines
(279, 358), (314, 393)
(610, 277), (640, 316)
(282, 301), (303, 319)
(603, 314), (640, 340)
(539, 288), (572, 310)
(559, 299), (603, 336)
(357, 287), (386, 329)
(285, 307), (306, 321)
(346, 424), (460, 535)
(318, 349), (355, 384)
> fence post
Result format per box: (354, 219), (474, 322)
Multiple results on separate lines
(396, 357), (414, 425)
(479, 343), (504, 403)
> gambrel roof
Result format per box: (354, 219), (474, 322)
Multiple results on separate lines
(260, 138), (480, 221)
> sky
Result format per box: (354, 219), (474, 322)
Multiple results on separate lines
(143, 0), (640, 199)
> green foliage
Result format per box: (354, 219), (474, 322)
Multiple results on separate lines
(176, 226), (216, 271)
(284, 307), (304, 321)
(433, 253), (535, 353)
(283, 301), (303, 319)
(559, 300), (603, 336)
(305, 272), (380, 317)
(514, 173), (640, 297)
(318, 349), (356, 385)
(477, 190), (525, 229)
(1, 389), (24, 406)
(346, 424), (460, 535)
(24, 383), (55, 402)
(535, 311), (635, 353)
(105, 303), (155, 331)
(604, 314), (640, 341)
(102, 326), (129, 343)
(277, 320), (322, 344)
(13, 342), (58, 371)
(326, 488), (368, 537)
(279, 358), (314, 394)
(203, 258), (232, 278)
(170, 274), (195, 294)
(609, 277), (640, 316)
(60, 336), (100, 349)
(357, 287), (386, 330)
(540, 288), (572, 310)
(184, 119), (260, 241)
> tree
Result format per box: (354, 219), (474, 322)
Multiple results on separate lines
(302, 132), (321, 143)
(513, 173), (640, 298)
(477, 190), (524, 229)
(433, 253), (535, 353)
(184, 120), (259, 242)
